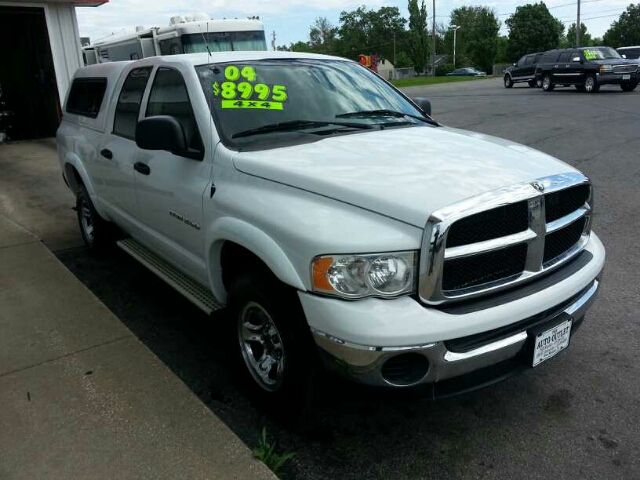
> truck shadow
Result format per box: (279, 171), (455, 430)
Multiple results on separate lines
(55, 245), (565, 480)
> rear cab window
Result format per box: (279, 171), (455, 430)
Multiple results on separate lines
(113, 67), (152, 139)
(66, 78), (107, 118)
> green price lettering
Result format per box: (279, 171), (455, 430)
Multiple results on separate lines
(221, 81), (236, 99)
(254, 83), (270, 100)
(272, 85), (287, 101)
(225, 65), (240, 81)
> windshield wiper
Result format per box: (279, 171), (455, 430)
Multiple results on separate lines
(232, 120), (374, 139)
(336, 109), (433, 124)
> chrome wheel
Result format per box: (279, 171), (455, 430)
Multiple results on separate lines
(80, 198), (94, 244)
(585, 76), (595, 92)
(238, 301), (285, 392)
(542, 76), (551, 90)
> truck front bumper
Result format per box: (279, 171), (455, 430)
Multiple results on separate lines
(596, 71), (640, 85)
(299, 234), (604, 395)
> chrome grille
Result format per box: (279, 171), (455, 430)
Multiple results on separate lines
(613, 64), (638, 74)
(419, 173), (592, 305)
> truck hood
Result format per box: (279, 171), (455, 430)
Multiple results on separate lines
(232, 126), (575, 228)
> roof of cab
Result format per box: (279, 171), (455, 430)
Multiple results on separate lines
(74, 60), (132, 79)
(143, 51), (351, 67)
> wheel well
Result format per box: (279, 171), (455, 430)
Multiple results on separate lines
(64, 163), (83, 193)
(220, 241), (273, 291)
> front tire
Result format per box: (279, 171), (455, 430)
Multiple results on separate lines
(228, 271), (314, 416)
(621, 82), (638, 92)
(76, 184), (115, 255)
(504, 74), (513, 88)
(542, 75), (554, 91)
(584, 75), (599, 93)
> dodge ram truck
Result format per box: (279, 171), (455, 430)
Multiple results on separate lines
(56, 52), (605, 409)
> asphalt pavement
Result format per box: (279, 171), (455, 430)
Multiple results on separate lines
(4, 79), (639, 479)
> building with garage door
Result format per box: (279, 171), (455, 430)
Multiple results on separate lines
(0, 1), (106, 140)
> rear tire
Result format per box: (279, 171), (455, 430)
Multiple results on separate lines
(621, 82), (638, 92)
(584, 75), (599, 93)
(542, 75), (554, 91)
(76, 184), (116, 255)
(227, 271), (314, 417)
(504, 74), (514, 88)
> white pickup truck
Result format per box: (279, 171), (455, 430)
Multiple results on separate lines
(57, 52), (605, 409)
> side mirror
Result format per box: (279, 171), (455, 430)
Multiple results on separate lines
(136, 115), (187, 153)
(412, 97), (431, 116)
(622, 54), (627, 59)
(572, 57), (582, 63)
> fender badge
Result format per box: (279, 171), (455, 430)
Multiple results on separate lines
(531, 181), (545, 192)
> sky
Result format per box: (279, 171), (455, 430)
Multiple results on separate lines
(76, 0), (633, 49)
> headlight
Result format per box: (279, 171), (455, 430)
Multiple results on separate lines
(599, 65), (613, 73)
(311, 251), (418, 299)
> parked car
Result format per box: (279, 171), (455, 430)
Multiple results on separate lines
(56, 52), (604, 411)
(504, 52), (544, 88)
(446, 67), (486, 77)
(617, 46), (640, 59)
(535, 46), (639, 93)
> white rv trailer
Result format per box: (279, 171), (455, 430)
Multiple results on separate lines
(84, 14), (267, 64)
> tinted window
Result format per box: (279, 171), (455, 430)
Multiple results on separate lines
(113, 67), (151, 139)
(66, 78), (107, 118)
(557, 52), (571, 62)
(146, 68), (203, 153)
(541, 52), (558, 63)
(524, 55), (534, 66)
(534, 53), (543, 63)
(517, 55), (526, 66)
(571, 51), (581, 62)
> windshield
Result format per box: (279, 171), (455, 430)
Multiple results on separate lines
(583, 47), (621, 60)
(196, 59), (431, 149)
(182, 31), (267, 53)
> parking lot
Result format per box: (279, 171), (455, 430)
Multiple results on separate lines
(12, 78), (639, 479)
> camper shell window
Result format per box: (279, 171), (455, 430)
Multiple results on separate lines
(66, 78), (108, 118)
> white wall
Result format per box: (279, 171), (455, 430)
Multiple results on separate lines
(0, 2), (83, 104)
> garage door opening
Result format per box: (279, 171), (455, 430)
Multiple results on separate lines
(0, 6), (60, 140)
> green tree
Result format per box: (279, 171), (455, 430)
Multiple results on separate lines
(443, 6), (500, 73)
(565, 23), (592, 47)
(408, 0), (429, 73)
(603, 4), (640, 48)
(495, 35), (510, 63)
(309, 17), (338, 54)
(337, 6), (407, 61)
(277, 41), (313, 52)
(505, 2), (564, 61)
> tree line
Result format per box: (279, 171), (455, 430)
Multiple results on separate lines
(277, 2), (640, 75)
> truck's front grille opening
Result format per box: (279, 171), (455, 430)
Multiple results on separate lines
(446, 201), (529, 248)
(381, 353), (429, 386)
(544, 184), (590, 222)
(544, 217), (587, 264)
(442, 243), (527, 292)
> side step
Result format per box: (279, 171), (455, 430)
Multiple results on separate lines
(117, 238), (223, 315)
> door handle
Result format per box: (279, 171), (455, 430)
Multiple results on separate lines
(134, 162), (150, 175)
(100, 148), (113, 160)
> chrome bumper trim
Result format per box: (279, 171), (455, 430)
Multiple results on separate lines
(443, 332), (528, 363)
(312, 277), (600, 388)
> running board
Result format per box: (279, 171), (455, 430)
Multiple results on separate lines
(117, 238), (223, 315)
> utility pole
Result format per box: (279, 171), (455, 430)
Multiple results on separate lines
(576, 0), (581, 46)
(451, 25), (461, 68)
(271, 30), (276, 51)
(393, 31), (397, 66)
(431, 0), (436, 76)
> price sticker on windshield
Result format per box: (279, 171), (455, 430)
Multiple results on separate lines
(212, 64), (288, 109)
(583, 50), (597, 60)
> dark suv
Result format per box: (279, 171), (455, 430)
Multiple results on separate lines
(535, 47), (639, 93)
(504, 52), (543, 88)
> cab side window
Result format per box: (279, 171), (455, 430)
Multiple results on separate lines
(524, 55), (534, 66)
(146, 68), (204, 154)
(571, 51), (581, 62)
(557, 52), (571, 63)
(113, 67), (152, 139)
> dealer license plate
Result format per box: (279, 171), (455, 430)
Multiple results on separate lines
(623, 74), (631, 80)
(532, 319), (572, 367)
